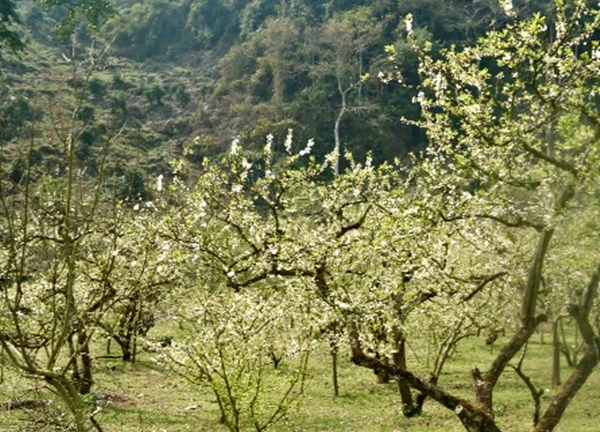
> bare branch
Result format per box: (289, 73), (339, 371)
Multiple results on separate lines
(462, 272), (508, 302)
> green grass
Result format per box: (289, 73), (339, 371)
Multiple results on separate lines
(1, 325), (598, 432)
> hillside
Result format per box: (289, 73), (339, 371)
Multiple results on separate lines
(1, 0), (557, 188)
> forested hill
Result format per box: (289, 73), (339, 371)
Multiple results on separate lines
(2, 0), (555, 190)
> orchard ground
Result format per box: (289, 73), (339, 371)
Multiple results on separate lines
(1, 322), (598, 432)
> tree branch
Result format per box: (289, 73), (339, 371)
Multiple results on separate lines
(521, 143), (578, 177)
(462, 272), (508, 302)
(509, 345), (543, 425)
(348, 324), (502, 431)
(535, 265), (600, 432)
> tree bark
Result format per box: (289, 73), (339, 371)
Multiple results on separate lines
(552, 319), (561, 387)
(333, 77), (348, 178)
(45, 374), (88, 432)
(393, 336), (417, 415)
(112, 298), (140, 362)
(348, 325), (502, 432)
(535, 266), (600, 432)
(75, 329), (93, 395)
(331, 343), (339, 397)
(535, 345), (598, 432)
(475, 228), (554, 412)
(375, 356), (391, 384)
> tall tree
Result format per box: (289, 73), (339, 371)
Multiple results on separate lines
(260, 16), (300, 114)
(313, 9), (382, 175)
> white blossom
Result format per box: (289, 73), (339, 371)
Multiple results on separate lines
(405, 14), (413, 33)
(264, 134), (273, 155)
(500, 0), (514, 16)
(284, 129), (293, 154)
(230, 137), (240, 155)
(299, 138), (314, 156)
(241, 159), (252, 170)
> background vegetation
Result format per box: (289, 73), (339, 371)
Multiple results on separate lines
(1, 0), (563, 181)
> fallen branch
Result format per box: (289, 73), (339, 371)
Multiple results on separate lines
(0, 399), (51, 411)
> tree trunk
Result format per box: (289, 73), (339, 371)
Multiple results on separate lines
(66, 328), (93, 394)
(474, 228), (555, 412)
(45, 374), (88, 432)
(76, 329), (93, 395)
(331, 343), (339, 397)
(333, 80), (347, 177)
(572, 324), (579, 365)
(375, 356), (390, 384)
(552, 319), (561, 387)
(535, 266), (600, 432)
(558, 318), (574, 366)
(456, 408), (503, 432)
(132, 330), (138, 364)
(394, 336), (418, 416)
(0, 347), (4, 384)
(121, 341), (132, 362)
(68, 334), (81, 387)
(535, 344), (598, 431)
(114, 300), (137, 362)
(348, 325), (502, 432)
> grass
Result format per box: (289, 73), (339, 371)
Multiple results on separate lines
(1, 323), (598, 432)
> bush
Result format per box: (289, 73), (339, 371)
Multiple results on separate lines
(75, 141), (92, 161)
(88, 77), (106, 98)
(76, 105), (95, 122)
(145, 83), (166, 106)
(119, 167), (148, 200)
(9, 157), (27, 184)
(173, 83), (191, 106)
(79, 128), (96, 146)
(0, 96), (43, 141)
(112, 74), (131, 90)
(110, 93), (127, 115)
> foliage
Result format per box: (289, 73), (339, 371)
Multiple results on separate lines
(0, 40), (143, 432)
(144, 83), (166, 107)
(99, 0), (554, 164)
(0, 0), (24, 57)
(98, 203), (176, 362)
(351, 1), (600, 430)
(152, 1), (600, 430)
(88, 77), (106, 98)
(3, 0), (565, 174)
(161, 288), (312, 432)
(154, 128), (515, 426)
(119, 166), (149, 200)
(0, 95), (43, 141)
(104, 0), (194, 59)
(37, 0), (116, 37)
